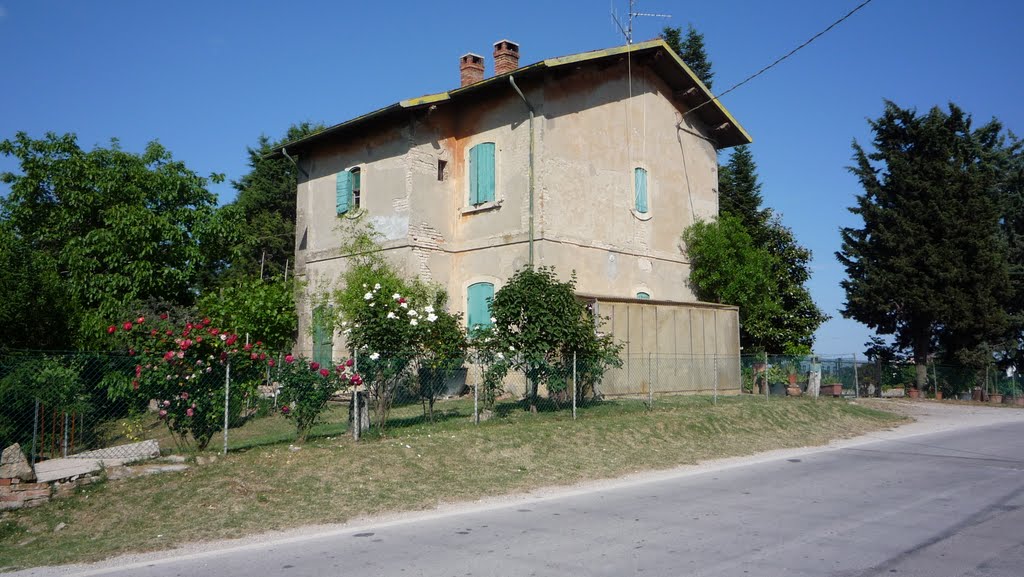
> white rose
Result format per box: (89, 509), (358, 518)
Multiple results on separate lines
(370, 352), (380, 360)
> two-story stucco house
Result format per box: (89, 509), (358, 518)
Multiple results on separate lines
(274, 38), (750, 372)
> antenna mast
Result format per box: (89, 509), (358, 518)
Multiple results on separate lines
(612, 0), (672, 44)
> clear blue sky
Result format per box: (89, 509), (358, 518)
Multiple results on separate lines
(2, 0), (1021, 355)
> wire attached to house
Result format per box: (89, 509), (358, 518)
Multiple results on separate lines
(684, 0), (876, 117)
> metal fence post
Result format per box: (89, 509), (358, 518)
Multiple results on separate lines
(62, 413), (69, 457)
(474, 381), (479, 425)
(223, 360), (231, 455)
(572, 351), (577, 421)
(647, 352), (653, 409)
(852, 353), (860, 399)
(713, 354), (718, 405)
(353, 350), (361, 441)
(764, 351), (769, 401)
(30, 398), (39, 466)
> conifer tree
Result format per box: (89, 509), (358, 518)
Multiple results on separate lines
(660, 24), (714, 89)
(838, 101), (1015, 387)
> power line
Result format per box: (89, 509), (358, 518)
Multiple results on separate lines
(685, 0), (876, 117)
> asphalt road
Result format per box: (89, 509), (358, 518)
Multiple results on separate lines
(19, 416), (1024, 577)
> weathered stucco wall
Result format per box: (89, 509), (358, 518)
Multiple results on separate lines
(293, 58), (729, 360)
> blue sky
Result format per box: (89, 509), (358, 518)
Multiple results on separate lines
(2, 0), (1021, 355)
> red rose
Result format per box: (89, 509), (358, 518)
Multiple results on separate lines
(166, 330), (173, 336)
(107, 325), (116, 334)
(345, 358), (354, 367)
(285, 354), (295, 364)
(159, 313), (169, 320)
(259, 353), (266, 360)
(150, 329), (158, 337)
(196, 336), (203, 343)
(280, 405), (290, 415)
(225, 334), (238, 346)
(137, 316), (145, 324)
(186, 323), (194, 330)
(319, 368), (329, 377)
(243, 343), (253, 351)
(256, 341), (263, 347)
(268, 359), (276, 367)
(210, 328), (220, 336)
(132, 379), (139, 390)
(250, 353), (258, 360)
(123, 322), (133, 331)
(309, 361), (320, 371)
(202, 317), (211, 326)
(128, 349), (136, 356)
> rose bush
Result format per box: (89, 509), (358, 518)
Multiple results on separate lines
(107, 314), (272, 450)
(276, 354), (359, 442)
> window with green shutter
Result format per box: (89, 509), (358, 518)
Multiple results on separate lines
(636, 292), (650, 300)
(634, 167), (648, 213)
(336, 170), (352, 215)
(312, 305), (334, 367)
(467, 282), (495, 331)
(469, 142), (495, 205)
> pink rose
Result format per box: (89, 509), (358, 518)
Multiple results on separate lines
(243, 343), (253, 351)
(158, 409), (167, 419)
(107, 325), (116, 334)
(150, 329), (158, 337)
(319, 368), (329, 377)
(122, 322), (133, 331)
(259, 353), (266, 360)
(137, 316), (145, 324)
(181, 392), (189, 400)
(268, 359), (276, 367)
(162, 400), (171, 407)
(186, 408), (194, 417)
(132, 379), (139, 390)
(210, 328), (220, 336)
(250, 353), (258, 360)
(285, 354), (295, 364)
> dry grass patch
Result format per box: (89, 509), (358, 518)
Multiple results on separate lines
(0, 396), (905, 570)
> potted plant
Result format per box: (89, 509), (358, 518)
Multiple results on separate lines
(783, 361), (801, 396)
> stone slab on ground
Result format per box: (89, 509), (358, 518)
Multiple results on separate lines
(34, 458), (111, 483)
(70, 440), (159, 462)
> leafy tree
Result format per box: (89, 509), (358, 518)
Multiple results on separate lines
(198, 275), (297, 352)
(0, 132), (221, 345)
(0, 223), (72, 350)
(661, 24), (714, 89)
(838, 101), (1016, 387)
(210, 122), (324, 286)
(689, 147), (827, 353)
(682, 215), (781, 351)
(476, 266), (621, 412)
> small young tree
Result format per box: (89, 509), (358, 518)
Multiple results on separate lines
(475, 266), (621, 412)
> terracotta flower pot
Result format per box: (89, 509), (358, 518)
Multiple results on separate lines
(990, 394), (1003, 404)
(788, 374), (798, 386)
(908, 388), (921, 399)
(935, 391), (942, 400)
(786, 386), (802, 397)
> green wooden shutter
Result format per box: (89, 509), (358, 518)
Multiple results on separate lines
(336, 171), (351, 215)
(467, 282), (495, 330)
(469, 143), (495, 205)
(312, 306), (333, 366)
(634, 167), (648, 213)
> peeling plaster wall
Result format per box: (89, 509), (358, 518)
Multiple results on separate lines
(293, 58), (727, 357)
(537, 61), (719, 302)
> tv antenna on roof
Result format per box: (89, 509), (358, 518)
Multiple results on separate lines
(612, 0), (672, 45)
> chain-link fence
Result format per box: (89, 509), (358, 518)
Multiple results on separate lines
(6, 349), (1019, 471)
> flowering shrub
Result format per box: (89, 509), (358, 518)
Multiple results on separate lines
(336, 280), (466, 431)
(276, 354), (359, 441)
(107, 314), (272, 450)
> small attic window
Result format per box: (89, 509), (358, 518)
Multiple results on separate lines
(438, 159), (447, 181)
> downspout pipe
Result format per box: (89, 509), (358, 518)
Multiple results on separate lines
(509, 75), (535, 269)
(281, 147), (309, 179)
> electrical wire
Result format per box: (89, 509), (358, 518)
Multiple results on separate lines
(685, 0), (876, 117)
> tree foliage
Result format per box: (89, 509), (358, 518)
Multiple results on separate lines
(688, 146), (827, 353)
(475, 266), (622, 412)
(0, 132), (221, 345)
(198, 275), (298, 352)
(661, 24), (714, 89)
(209, 123), (324, 286)
(838, 101), (1018, 386)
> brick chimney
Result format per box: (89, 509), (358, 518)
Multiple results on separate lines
(460, 53), (485, 87)
(493, 40), (520, 75)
